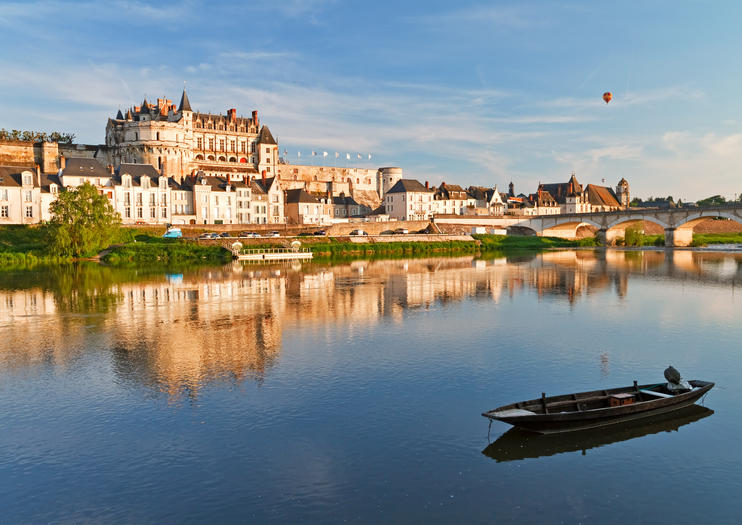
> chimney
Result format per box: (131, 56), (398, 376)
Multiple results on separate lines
(108, 164), (114, 175)
(35, 164), (41, 186)
(227, 174), (231, 185)
(425, 181), (429, 189)
(262, 170), (266, 185)
(228, 108), (237, 122)
(59, 155), (66, 171)
(252, 110), (258, 125)
(441, 181), (446, 188)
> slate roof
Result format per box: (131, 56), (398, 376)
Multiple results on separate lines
(39, 173), (62, 193)
(331, 194), (360, 206)
(0, 166), (24, 187)
(540, 174), (583, 204)
(386, 179), (431, 194)
(117, 163), (159, 179)
(285, 188), (319, 204)
(178, 88), (192, 112)
(257, 125), (277, 145)
(62, 158), (110, 178)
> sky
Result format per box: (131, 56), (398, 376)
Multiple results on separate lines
(1, 0), (741, 201)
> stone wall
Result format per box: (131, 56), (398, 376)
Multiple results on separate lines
(0, 141), (36, 167)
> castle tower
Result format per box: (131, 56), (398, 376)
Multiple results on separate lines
(616, 178), (629, 208)
(379, 167), (403, 196)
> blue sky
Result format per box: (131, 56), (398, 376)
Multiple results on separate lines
(1, 0), (741, 200)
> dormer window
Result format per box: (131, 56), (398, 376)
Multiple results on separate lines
(22, 174), (32, 185)
(142, 177), (149, 189)
(50, 184), (58, 194)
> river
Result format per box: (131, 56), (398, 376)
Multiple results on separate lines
(0, 249), (740, 523)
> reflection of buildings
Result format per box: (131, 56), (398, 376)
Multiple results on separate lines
(2, 249), (741, 396)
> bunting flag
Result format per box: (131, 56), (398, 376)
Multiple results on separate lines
(346, 153), (350, 160)
(323, 151), (328, 157)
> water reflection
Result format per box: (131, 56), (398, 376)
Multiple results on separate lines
(1, 249), (740, 398)
(482, 405), (714, 462)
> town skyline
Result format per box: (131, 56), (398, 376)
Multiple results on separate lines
(2, 1), (742, 201)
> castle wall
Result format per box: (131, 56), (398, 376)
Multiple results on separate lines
(0, 141), (36, 167)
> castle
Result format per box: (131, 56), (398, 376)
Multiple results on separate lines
(104, 89), (401, 208)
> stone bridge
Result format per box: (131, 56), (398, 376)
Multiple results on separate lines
(437, 206), (742, 246)
(524, 206), (742, 246)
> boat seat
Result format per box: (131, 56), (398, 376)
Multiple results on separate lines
(493, 408), (537, 417)
(639, 389), (673, 398)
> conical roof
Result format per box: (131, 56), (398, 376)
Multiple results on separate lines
(257, 125), (277, 145)
(178, 88), (192, 112)
(139, 98), (150, 113)
(116, 109), (124, 120)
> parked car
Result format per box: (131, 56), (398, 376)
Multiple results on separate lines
(380, 230), (394, 235)
(349, 229), (368, 236)
(265, 231), (281, 238)
(313, 230), (327, 236)
(393, 228), (409, 234)
(298, 232), (312, 237)
(239, 231), (260, 238)
(162, 227), (182, 239)
(198, 233), (213, 240)
(219, 232), (232, 238)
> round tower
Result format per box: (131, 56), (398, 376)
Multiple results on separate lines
(379, 167), (403, 195)
(616, 178), (630, 207)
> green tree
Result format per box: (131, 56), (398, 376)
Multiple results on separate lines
(47, 182), (121, 257)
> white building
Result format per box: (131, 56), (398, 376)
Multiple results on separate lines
(384, 179), (434, 221)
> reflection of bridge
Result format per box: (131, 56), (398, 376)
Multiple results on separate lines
(437, 206), (742, 246)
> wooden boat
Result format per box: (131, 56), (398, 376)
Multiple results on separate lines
(482, 405), (714, 462)
(482, 380), (714, 434)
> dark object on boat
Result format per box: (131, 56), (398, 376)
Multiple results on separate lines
(482, 379), (714, 434)
(482, 405), (714, 462)
(664, 366), (681, 384)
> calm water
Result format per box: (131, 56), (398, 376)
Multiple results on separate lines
(1, 250), (740, 523)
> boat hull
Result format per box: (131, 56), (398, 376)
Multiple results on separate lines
(482, 380), (714, 434)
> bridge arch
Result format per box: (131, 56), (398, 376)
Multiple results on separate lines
(539, 219), (602, 239)
(675, 210), (742, 230)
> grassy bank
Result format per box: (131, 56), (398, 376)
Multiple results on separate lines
(306, 239), (479, 257)
(473, 234), (596, 250)
(691, 233), (742, 246)
(0, 225), (73, 266)
(103, 235), (231, 266)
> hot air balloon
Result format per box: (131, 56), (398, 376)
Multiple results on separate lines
(603, 92), (613, 104)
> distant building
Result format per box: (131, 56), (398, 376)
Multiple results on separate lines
(384, 179), (434, 221)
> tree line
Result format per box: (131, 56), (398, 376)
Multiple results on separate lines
(0, 128), (76, 143)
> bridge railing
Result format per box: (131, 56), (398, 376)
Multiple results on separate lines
(239, 247), (312, 254)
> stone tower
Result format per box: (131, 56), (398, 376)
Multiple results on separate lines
(379, 167), (403, 196)
(616, 178), (630, 208)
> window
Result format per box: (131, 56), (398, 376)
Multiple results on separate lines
(220, 139), (225, 151)
(161, 195), (167, 206)
(0, 189), (7, 200)
(23, 174), (32, 185)
(24, 191), (32, 202)
(156, 132), (160, 141)
(150, 208), (156, 218)
(227, 196), (231, 206)
(209, 138), (214, 150)
(1, 205), (8, 218)
(265, 147), (270, 154)
(137, 208), (143, 218)
(25, 206), (33, 218)
(125, 207), (131, 218)
(136, 194), (142, 205)
(125, 193), (131, 205)
(161, 208), (167, 218)
(230, 140), (235, 151)
(50, 185), (58, 194)
(197, 137), (203, 149)
(202, 194), (208, 204)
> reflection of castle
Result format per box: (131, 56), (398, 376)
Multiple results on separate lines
(2, 250), (741, 396)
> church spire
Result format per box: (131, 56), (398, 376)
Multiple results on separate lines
(178, 87), (192, 112)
